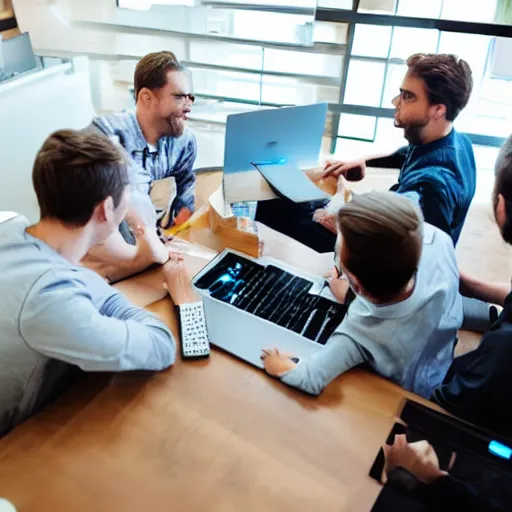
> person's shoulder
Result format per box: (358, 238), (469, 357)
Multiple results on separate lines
(92, 111), (135, 136)
(422, 223), (454, 254)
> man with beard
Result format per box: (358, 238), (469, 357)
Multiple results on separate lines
(83, 51), (197, 282)
(321, 53), (475, 247)
(256, 54), (475, 252)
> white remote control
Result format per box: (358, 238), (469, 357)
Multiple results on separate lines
(178, 301), (210, 360)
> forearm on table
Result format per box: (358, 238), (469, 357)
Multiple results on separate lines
(85, 230), (167, 283)
(280, 334), (366, 395)
(461, 274), (509, 306)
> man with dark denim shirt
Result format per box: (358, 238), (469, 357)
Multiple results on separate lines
(257, 53), (476, 251)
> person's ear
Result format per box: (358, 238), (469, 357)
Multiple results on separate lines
(431, 103), (446, 121)
(138, 88), (153, 107)
(94, 196), (115, 224)
(496, 193), (507, 229)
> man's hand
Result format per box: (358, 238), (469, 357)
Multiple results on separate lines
(163, 254), (199, 305)
(383, 434), (449, 484)
(261, 348), (297, 376)
(323, 159), (366, 181)
(313, 209), (337, 234)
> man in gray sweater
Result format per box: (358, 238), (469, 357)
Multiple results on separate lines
(0, 130), (190, 436)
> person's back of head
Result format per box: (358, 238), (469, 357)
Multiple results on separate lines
(493, 134), (512, 244)
(337, 192), (423, 302)
(406, 53), (473, 122)
(33, 129), (129, 229)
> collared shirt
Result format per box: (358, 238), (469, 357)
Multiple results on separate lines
(389, 129), (476, 246)
(90, 111), (197, 226)
(0, 215), (176, 436)
(280, 223), (463, 398)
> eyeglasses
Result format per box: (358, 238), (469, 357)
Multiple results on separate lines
(172, 93), (195, 103)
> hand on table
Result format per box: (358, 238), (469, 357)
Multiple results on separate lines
(322, 159), (366, 181)
(383, 434), (449, 484)
(163, 253), (200, 305)
(260, 348), (297, 377)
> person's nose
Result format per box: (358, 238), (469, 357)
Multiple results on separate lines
(392, 94), (400, 108)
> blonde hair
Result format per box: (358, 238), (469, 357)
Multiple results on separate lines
(337, 191), (423, 299)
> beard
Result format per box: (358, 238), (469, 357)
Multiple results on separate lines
(163, 115), (185, 138)
(394, 115), (429, 145)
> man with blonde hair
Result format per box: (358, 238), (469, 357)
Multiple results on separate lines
(262, 191), (462, 397)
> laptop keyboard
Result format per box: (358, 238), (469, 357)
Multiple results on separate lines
(195, 253), (346, 344)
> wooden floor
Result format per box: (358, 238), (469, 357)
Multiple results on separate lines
(0, 169), (508, 511)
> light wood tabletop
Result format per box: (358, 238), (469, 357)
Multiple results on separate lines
(0, 169), (495, 512)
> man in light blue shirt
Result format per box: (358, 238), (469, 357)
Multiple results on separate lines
(0, 129), (192, 436)
(262, 192), (463, 398)
(85, 51), (197, 282)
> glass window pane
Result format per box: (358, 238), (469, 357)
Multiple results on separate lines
(191, 68), (261, 102)
(263, 49), (343, 78)
(232, 11), (313, 45)
(189, 41), (262, 70)
(441, 0), (498, 23)
(344, 59), (386, 107)
(261, 75), (338, 104)
(313, 21), (348, 44)
(338, 114), (377, 141)
(352, 24), (392, 58)
(358, 0), (396, 15)
(317, 0), (352, 8)
(396, 0), (443, 18)
(390, 27), (439, 60)
(381, 63), (407, 107)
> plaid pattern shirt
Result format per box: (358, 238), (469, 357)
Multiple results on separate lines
(90, 111), (197, 227)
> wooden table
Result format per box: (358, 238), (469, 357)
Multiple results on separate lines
(0, 193), (477, 512)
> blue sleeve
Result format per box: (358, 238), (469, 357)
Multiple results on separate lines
(367, 146), (409, 169)
(399, 173), (458, 240)
(171, 131), (197, 217)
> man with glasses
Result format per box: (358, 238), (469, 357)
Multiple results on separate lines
(321, 53), (475, 248)
(257, 54), (476, 253)
(83, 51), (197, 282)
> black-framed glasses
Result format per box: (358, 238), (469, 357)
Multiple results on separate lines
(172, 93), (195, 103)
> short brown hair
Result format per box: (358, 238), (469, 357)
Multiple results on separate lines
(134, 51), (185, 101)
(407, 53), (473, 121)
(33, 129), (129, 227)
(337, 192), (423, 300)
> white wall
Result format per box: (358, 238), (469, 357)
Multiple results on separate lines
(0, 59), (95, 221)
